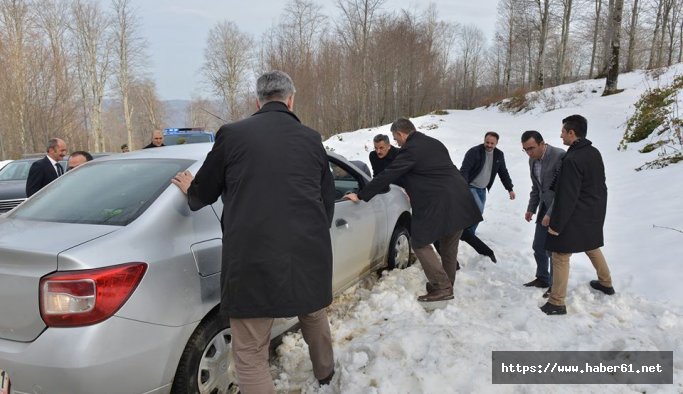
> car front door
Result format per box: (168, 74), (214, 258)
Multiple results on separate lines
(329, 160), (387, 292)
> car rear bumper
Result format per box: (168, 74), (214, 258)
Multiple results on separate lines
(0, 316), (197, 394)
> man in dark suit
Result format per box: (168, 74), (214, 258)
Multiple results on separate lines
(171, 71), (335, 391)
(520, 130), (565, 292)
(541, 115), (614, 315)
(369, 133), (399, 176)
(460, 132), (516, 234)
(345, 118), (482, 303)
(25, 138), (67, 197)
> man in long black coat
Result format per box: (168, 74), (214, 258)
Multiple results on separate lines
(541, 114), (615, 315)
(172, 71), (336, 391)
(345, 118), (482, 303)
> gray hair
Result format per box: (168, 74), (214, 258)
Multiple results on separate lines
(390, 118), (416, 134)
(47, 138), (61, 152)
(256, 70), (296, 104)
(373, 134), (390, 144)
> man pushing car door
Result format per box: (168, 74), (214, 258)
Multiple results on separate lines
(344, 118), (482, 304)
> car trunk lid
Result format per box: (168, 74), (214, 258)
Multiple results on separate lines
(0, 218), (118, 342)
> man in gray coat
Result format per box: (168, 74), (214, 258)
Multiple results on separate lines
(541, 115), (615, 316)
(172, 71), (336, 391)
(521, 130), (565, 291)
(344, 118), (482, 303)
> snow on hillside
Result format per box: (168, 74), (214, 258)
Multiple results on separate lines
(272, 65), (683, 393)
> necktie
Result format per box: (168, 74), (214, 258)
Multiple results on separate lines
(55, 162), (64, 176)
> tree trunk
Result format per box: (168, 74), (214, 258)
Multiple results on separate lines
(603, 0), (624, 95)
(556, 0), (573, 84)
(535, 0), (550, 89)
(598, 0), (615, 77)
(625, 0), (639, 71)
(589, 0), (603, 78)
(648, 0), (663, 69)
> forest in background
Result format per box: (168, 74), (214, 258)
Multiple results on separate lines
(1, 0), (681, 158)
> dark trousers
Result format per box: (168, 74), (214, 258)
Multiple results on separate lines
(414, 230), (463, 290)
(532, 219), (552, 284)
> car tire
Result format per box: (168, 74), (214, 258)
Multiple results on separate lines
(171, 312), (240, 394)
(387, 225), (411, 270)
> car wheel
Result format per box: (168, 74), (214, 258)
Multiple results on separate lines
(387, 225), (411, 270)
(171, 312), (239, 394)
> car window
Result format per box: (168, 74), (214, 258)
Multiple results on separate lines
(9, 159), (193, 225)
(330, 161), (361, 201)
(0, 160), (34, 181)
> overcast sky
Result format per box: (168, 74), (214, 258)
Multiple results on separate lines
(126, 0), (499, 100)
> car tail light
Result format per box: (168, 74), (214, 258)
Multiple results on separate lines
(40, 263), (147, 327)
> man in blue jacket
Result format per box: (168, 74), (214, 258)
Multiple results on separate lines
(460, 132), (515, 233)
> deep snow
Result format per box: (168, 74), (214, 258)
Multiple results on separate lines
(273, 65), (683, 393)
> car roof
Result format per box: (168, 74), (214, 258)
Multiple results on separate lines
(98, 144), (348, 163)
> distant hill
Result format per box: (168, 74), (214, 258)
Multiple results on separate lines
(163, 100), (190, 126)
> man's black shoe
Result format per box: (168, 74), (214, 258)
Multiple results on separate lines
(540, 302), (566, 315)
(318, 369), (334, 386)
(542, 287), (551, 298)
(589, 280), (615, 295)
(524, 278), (550, 288)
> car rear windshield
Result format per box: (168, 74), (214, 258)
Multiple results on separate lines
(9, 159), (193, 225)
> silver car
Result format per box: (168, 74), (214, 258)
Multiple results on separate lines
(0, 144), (411, 394)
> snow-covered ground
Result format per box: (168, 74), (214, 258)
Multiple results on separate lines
(273, 65), (683, 393)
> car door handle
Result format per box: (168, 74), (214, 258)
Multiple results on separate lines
(335, 218), (348, 228)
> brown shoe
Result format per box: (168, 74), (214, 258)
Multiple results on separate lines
(417, 287), (454, 302)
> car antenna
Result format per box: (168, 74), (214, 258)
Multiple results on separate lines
(200, 107), (227, 123)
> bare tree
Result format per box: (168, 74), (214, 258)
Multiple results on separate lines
(112, 0), (147, 150)
(202, 21), (253, 122)
(665, 0), (680, 65)
(0, 0), (32, 155)
(130, 78), (164, 146)
(336, 0), (384, 128)
(588, 0), (604, 77)
(625, 0), (640, 71)
(70, 0), (114, 152)
(497, 0), (518, 95)
(187, 96), (224, 131)
(647, 0), (664, 68)
(533, 0), (552, 88)
(556, 0), (573, 84)
(603, 0), (624, 95)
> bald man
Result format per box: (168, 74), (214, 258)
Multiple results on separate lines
(143, 129), (165, 149)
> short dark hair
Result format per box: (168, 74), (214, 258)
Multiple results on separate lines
(521, 130), (544, 144)
(373, 134), (390, 144)
(71, 150), (93, 161)
(390, 118), (416, 134)
(485, 131), (499, 141)
(121, 143), (128, 150)
(562, 114), (587, 138)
